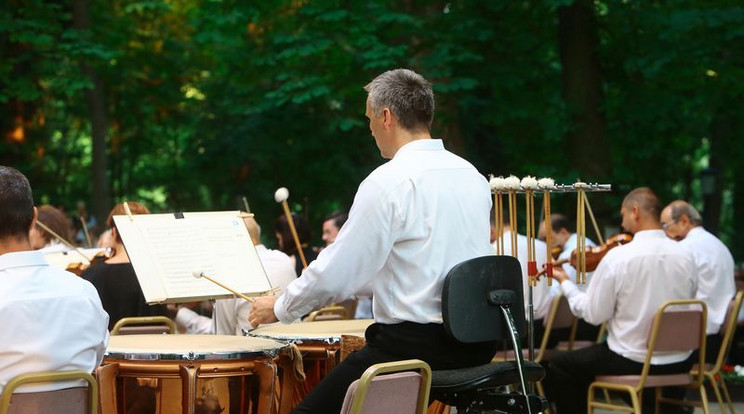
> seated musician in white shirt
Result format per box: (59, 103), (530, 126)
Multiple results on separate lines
(249, 69), (497, 414)
(545, 187), (697, 414)
(0, 166), (109, 395)
(175, 215), (297, 334)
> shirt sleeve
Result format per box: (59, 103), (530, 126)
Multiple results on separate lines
(275, 178), (396, 323)
(561, 259), (617, 325)
(176, 307), (215, 334)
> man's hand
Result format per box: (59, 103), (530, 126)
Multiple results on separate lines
(549, 265), (570, 284)
(249, 296), (279, 328)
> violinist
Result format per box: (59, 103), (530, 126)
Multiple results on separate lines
(81, 202), (168, 331)
(490, 211), (553, 331)
(545, 187), (698, 414)
(0, 166), (108, 395)
(29, 204), (74, 253)
(537, 213), (596, 293)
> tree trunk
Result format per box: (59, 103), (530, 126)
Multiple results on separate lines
(72, 0), (111, 227)
(558, 0), (613, 230)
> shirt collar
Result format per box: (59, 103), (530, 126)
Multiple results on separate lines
(687, 226), (704, 238)
(393, 139), (443, 159)
(631, 229), (666, 241)
(0, 250), (49, 271)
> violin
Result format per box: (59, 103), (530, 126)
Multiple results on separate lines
(545, 233), (633, 273)
(65, 248), (112, 276)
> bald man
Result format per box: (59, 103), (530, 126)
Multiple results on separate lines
(546, 188), (697, 414)
(661, 201), (735, 352)
(176, 216), (297, 334)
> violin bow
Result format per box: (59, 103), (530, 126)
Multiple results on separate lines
(35, 220), (94, 263)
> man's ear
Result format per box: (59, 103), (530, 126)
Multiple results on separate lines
(29, 206), (38, 234)
(382, 108), (394, 130)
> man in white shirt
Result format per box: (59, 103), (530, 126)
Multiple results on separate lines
(175, 215), (297, 334)
(661, 200), (735, 360)
(0, 166), (109, 395)
(546, 188), (697, 414)
(249, 69), (496, 414)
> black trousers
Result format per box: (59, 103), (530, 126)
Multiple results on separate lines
(291, 321), (498, 414)
(547, 342), (694, 414)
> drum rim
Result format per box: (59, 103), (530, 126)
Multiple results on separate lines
(105, 347), (282, 361)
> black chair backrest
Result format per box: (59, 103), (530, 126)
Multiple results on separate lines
(442, 255), (525, 343)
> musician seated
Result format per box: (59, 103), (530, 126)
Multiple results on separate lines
(29, 204), (73, 253)
(538, 213), (600, 341)
(490, 212), (552, 332)
(81, 202), (168, 331)
(275, 212), (318, 277)
(0, 166), (108, 394)
(175, 216), (297, 334)
(545, 187), (698, 414)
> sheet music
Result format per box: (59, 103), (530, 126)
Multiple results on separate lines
(113, 211), (272, 304)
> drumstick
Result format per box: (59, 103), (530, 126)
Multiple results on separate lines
(274, 187), (308, 269)
(193, 271), (255, 303)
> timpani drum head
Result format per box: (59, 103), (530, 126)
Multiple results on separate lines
(105, 334), (286, 361)
(246, 319), (373, 344)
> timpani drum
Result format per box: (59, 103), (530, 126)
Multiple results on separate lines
(99, 334), (287, 414)
(246, 319), (374, 414)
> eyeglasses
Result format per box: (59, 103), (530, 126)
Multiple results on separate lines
(661, 219), (677, 230)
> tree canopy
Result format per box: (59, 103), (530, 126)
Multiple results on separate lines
(1, 0), (742, 257)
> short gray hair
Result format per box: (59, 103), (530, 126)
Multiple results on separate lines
(364, 69), (435, 133)
(668, 200), (703, 226)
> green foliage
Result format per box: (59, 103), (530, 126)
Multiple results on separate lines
(1, 0), (742, 254)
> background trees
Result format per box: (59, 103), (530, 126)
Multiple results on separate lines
(1, 0), (742, 257)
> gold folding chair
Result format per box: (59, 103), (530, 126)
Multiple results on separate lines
(588, 299), (710, 414)
(688, 290), (744, 414)
(340, 360), (431, 414)
(305, 305), (347, 321)
(0, 370), (98, 414)
(111, 316), (176, 335)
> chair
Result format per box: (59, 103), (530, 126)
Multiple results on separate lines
(305, 305), (348, 321)
(340, 359), (431, 414)
(0, 370), (98, 414)
(688, 290), (744, 414)
(429, 255), (547, 414)
(587, 299), (710, 414)
(111, 316), (176, 335)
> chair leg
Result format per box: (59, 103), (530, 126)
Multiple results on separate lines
(718, 377), (736, 414)
(629, 389), (642, 414)
(706, 373), (727, 414)
(603, 388), (612, 404)
(654, 387), (662, 414)
(698, 383), (711, 414)
(536, 381), (550, 414)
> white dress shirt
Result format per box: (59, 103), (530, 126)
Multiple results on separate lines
(494, 231), (552, 320)
(275, 139), (493, 324)
(0, 250), (109, 393)
(560, 230), (697, 364)
(176, 245), (298, 334)
(679, 227), (735, 334)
